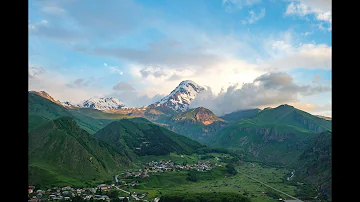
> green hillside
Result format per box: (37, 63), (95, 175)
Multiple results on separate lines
(28, 116), (133, 188)
(28, 92), (111, 134)
(294, 131), (332, 200)
(68, 107), (130, 120)
(220, 108), (261, 122)
(210, 119), (317, 166)
(251, 104), (331, 133)
(209, 104), (331, 166)
(94, 118), (205, 158)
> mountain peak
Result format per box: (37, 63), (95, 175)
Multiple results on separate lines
(78, 97), (126, 110)
(154, 80), (205, 112)
(276, 104), (295, 109)
(179, 80), (197, 85)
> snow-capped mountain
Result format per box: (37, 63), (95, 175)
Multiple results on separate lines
(77, 97), (126, 110)
(154, 80), (205, 112)
(59, 101), (77, 107)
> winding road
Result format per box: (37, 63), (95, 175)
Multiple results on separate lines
(237, 169), (303, 202)
(115, 186), (141, 201)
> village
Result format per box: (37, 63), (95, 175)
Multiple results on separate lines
(28, 160), (222, 201)
(120, 159), (219, 180)
(28, 183), (148, 202)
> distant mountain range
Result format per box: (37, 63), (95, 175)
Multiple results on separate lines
(28, 81), (332, 196)
(45, 80), (205, 112)
(77, 97), (126, 110)
(31, 80), (331, 121)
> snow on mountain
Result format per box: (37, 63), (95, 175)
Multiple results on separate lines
(77, 97), (126, 110)
(154, 80), (205, 112)
(59, 101), (77, 107)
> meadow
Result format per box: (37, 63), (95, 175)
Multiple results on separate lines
(125, 157), (301, 202)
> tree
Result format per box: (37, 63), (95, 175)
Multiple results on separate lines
(187, 172), (199, 182)
(95, 188), (102, 195)
(226, 164), (237, 175)
(72, 196), (85, 202)
(109, 190), (119, 199)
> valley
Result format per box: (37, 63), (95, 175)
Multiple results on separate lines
(28, 82), (332, 201)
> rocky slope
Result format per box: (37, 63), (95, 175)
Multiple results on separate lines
(166, 107), (227, 143)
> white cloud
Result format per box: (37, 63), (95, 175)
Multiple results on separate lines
(29, 65), (45, 79)
(269, 43), (331, 70)
(113, 82), (135, 91)
(104, 63), (123, 75)
(222, 0), (262, 7)
(189, 72), (331, 116)
(316, 11), (331, 23)
(263, 31), (331, 70)
(28, 20), (48, 31)
(128, 58), (265, 97)
(41, 5), (67, 15)
(285, 2), (311, 16)
(29, 66), (109, 103)
(222, 0), (262, 12)
(303, 32), (311, 36)
(242, 8), (266, 24)
(285, 0), (332, 26)
(290, 102), (331, 117)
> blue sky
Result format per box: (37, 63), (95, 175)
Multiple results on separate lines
(28, 0), (332, 116)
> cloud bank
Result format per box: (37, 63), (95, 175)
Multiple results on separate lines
(189, 72), (331, 116)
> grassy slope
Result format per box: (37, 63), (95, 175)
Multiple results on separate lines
(28, 92), (110, 134)
(251, 105), (331, 133)
(294, 131), (332, 199)
(210, 119), (317, 166)
(220, 108), (262, 122)
(94, 118), (204, 159)
(209, 105), (331, 166)
(28, 116), (133, 188)
(68, 107), (131, 120)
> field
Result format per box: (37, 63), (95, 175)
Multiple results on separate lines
(122, 157), (303, 202)
(138, 152), (227, 165)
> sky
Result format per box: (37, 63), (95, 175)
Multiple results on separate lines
(28, 0), (332, 117)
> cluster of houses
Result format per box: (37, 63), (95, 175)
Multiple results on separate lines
(119, 160), (214, 182)
(28, 159), (221, 201)
(146, 160), (213, 172)
(28, 184), (118, 201)
(28, 183), (151, 202)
